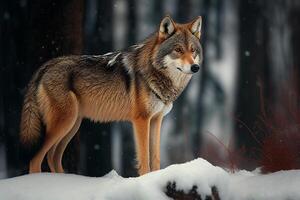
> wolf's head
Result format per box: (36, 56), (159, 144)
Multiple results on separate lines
(153, 15), (203, 74)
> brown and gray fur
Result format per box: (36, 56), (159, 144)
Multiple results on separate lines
(20, 15), (203, 175)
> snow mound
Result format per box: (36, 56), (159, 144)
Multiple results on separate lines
(0, 158), (299, 200)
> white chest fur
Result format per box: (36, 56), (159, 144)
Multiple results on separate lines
(149, 93), (173, 116)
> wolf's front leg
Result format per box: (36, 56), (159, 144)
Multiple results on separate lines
(150, 114), (163, 171)
(132, 118), (150, 175)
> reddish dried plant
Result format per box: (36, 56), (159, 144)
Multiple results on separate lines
(200, 75), (300, 173)
(201, 131), (250, 173)
(258, 76), (300, 173)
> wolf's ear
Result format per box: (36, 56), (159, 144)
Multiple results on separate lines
(189, 16), (202, 39)
(159, 15), (176, 39)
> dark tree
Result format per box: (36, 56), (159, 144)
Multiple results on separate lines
(81, 0), (113, 176)
(120, 0), (139, 178)
(0, 0), (84, 176)
(234, 0), (271, 169)
(289, 5), (300, 79)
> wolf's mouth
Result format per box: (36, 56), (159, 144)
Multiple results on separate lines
(176, 67), (183, 72)
(176, 67), (194, 75)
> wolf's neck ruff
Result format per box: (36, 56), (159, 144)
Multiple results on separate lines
(141, 68), (181, 104)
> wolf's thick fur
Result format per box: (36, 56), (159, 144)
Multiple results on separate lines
(20, 16), (203, 175)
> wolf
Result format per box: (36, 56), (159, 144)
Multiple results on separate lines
(20, 15), (203, 175)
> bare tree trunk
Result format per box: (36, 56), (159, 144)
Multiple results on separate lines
(28, 0), (84, 173)
(120, 0), (138, 177)
(289, 3), (300, 81)
(0, 0), (30, 177)
(80, 0), (113, 176)
(234, 0), (271, 169)
(0, 0), (84, 176)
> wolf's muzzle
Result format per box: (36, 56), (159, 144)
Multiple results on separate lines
(191, 64), (200, 73)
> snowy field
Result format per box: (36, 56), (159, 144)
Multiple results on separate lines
(0, 158), (299, 200)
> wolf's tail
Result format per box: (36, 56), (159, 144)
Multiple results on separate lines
(20, 73), (44, 151)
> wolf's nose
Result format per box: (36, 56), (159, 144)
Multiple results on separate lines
(191, 64), (200, 73)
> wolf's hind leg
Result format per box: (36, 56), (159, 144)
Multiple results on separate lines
(47, 143), (58, 172)
(53, 117), (82, 173)
(30, 91), (79, 173)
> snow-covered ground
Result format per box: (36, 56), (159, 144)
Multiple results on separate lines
(0, 158), (299, 200)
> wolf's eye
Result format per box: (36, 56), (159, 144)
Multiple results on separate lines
(174, 47), (183, 53)
(191, 47), (195, 52)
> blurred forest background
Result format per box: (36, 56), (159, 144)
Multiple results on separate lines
(1, 0), (300, 178)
